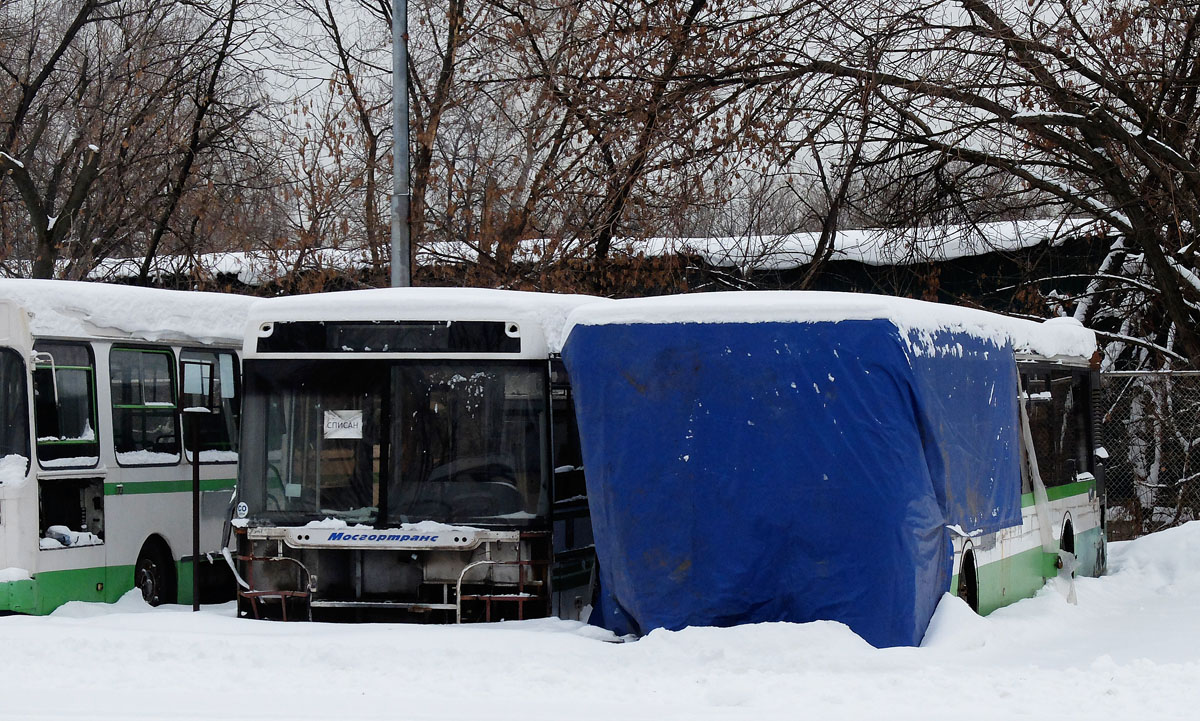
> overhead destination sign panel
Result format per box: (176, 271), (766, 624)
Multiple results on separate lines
(255, 320), (521, 354)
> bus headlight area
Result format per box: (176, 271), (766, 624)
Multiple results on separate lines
(234, 524), (546, 622)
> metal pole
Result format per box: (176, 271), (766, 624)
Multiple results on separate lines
(189, 411), (201, 612)
(391, 0), (411, 288)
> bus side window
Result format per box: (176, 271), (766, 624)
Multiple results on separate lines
(180, 349), (240, 464)
(110, 347), (180, 466)
(32, 341), (99, 468)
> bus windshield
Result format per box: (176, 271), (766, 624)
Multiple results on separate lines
(0, 348), (30, 478)
(240, 359), (548, 527)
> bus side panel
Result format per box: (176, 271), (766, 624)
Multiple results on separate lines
(0, 578), (37, 613)
(103, 481), (234, 606)
(957, 478), (1103, 616)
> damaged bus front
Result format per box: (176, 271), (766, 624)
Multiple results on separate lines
(232, 289), (598, 622)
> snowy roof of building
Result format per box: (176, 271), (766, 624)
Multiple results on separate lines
(74, 218), (1098, 287)
(637, 217), (1095, 270)
(563, 291), (1097, 359)
(246, 287), (607, 354)
(0, 279), (257, 345)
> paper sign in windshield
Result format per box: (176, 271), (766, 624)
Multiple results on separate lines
(324, 410), (363, 439)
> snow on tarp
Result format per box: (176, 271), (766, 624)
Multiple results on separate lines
(561, 291), (1084, 648)
(0, 279), (255, 345)
(247, 287), (606, 354)
(561, 290), (1096, 359)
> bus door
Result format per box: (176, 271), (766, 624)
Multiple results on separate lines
(31, 340), (106, 606)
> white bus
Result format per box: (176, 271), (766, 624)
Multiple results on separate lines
(231, 288), (600, 621)
(0, 280), (254, 614)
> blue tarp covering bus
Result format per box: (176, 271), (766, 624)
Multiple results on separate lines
(562, 316), (1022, 648)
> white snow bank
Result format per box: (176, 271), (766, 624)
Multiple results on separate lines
(0, 567), (31, 583)
(0, 454), (28, 486)
(4, 524), (1200, 721)
(0, 279), (255, 345)
(564, 291), (1097, 358)
(51, 589), (157, 619)
(247, 287), (607, 354)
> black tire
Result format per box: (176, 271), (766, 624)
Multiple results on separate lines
(135, 543), (176, 607)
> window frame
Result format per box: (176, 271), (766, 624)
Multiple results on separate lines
(179, 347), (241, 465)
(239, 357), (552, 528)
(33, 340), (100, 470)
(109, 344), (181, 468)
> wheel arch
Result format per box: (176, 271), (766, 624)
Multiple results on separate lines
(134, 533), (178, 605)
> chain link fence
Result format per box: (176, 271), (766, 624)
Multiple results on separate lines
(1100, 371), (1200, 540)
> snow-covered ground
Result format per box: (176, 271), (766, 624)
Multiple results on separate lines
(3, 524), (1199, 720)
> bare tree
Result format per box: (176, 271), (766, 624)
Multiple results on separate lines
(1, 1), (271, 281)
(751, 0), (1200, 367)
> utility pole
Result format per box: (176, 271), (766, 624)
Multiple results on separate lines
(391, 0), (411, 287)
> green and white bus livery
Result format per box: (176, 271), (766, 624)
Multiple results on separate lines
(953, 355), (1106, 614)
(0, 280), (254, 614)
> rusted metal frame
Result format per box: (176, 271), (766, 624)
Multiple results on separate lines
(235, 550), (314, 621)
(455, 557), (550, 623)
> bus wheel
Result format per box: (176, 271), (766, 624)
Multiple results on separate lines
(957, 549), (980, 613)
(135, 540), (176, 606)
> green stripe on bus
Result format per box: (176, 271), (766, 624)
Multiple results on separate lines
(103, 478), (236, 495)
(0, 565), (132, 614)
(1020, 478), (1096, 507)
(951, 524), (1105, 618)
(0, 560), (205, 615)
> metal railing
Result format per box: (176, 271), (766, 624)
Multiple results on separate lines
(1100, 371), (1200, 540)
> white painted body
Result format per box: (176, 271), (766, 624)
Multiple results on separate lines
(0, 281), (254, 610)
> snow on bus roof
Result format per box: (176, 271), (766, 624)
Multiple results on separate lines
(247, 287), (607, 352)
(563, 291), (1097, 359)
(0, 279), (256, 345)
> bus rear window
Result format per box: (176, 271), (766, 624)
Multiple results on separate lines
(33, 341), (99, 468)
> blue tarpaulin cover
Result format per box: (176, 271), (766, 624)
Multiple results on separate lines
(562, 319), (1021, 647)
